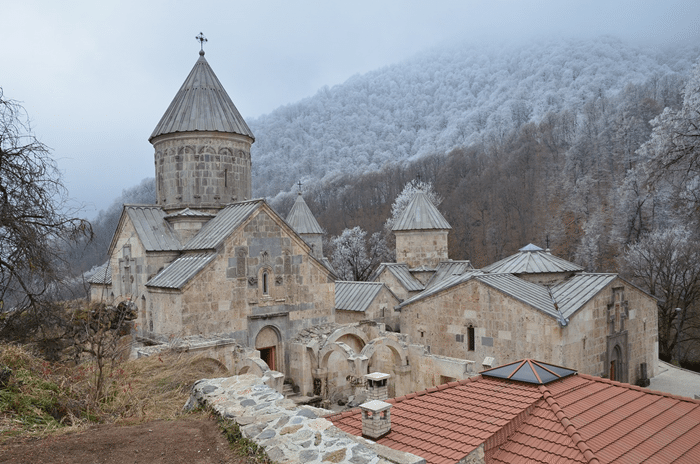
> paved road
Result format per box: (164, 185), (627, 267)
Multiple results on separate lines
(648, 360), (700, 399)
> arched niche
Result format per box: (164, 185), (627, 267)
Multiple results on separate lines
(255, 325), (282, 372)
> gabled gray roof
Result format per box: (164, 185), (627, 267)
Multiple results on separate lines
(88, 261), (112, 285)
(425, 260), (474, 290)
(165, 208), (215, 219)
(476, 273), (558, 317)
(398, 270), (483, 308)
(184, 200), (263, 250)
(552, 273), (617, 318)
(149, 52), (255, 142)
(371, 263), (425, 292)
(399, 270), (620, 322)
(335, 281), (390, 312)
(392, 191), (451, 231)
(146, 252), (217, 289)
(124, 206), (181, 252)
(481, 244), (583, 274)
(286, 193), (323, 235)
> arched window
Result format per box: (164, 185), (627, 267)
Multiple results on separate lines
(262, 271), (269, 295)
(467, 325), (475, 352)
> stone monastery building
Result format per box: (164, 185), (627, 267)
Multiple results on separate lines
(90, 48), (658, 397)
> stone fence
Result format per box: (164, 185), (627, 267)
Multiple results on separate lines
(186, 374), (425, 464)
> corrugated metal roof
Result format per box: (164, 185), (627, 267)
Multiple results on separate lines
(552, 273), (617, 318)
(125, 206), (181, 252)
(335, 281), (385, 312)
(425, 260), (474, 290)
(392, 191), (452, 231)
(184, 200), (262, 250)
(149, 52), (255, 141)
(146, 252), (217, 289)
(87, 261), (112, 285)
(476, 273), (558, 317)
(482, 244), (583, 274)
(285, 193), (323, 234)
(399, 270), (483, 308)
(372, 263), (425, 292)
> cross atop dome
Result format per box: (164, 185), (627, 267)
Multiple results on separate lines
(196, 32), (207, 55)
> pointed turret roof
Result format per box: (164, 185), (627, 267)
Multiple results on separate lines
(392, 191), (451, 231)
(286, 193), (323, 234)
(149, 50), (255, 141)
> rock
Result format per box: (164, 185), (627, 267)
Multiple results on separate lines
(280, 424), (303, 435)
(299, 450), (319, 462)
(236, 416), (256, 425)
(295, 408), (317, 419)
(258, 429), (276, 440)
(323, 449), (348, 463)
(201, 385), (218, 394)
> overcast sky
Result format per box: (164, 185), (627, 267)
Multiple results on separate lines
(2, 1), (699, 217)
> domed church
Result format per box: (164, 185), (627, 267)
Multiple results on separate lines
(89, 44), (336, 375)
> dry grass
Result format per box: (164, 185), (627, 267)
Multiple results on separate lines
(0, 343), (230, 438)
(98, 351), (230, 424)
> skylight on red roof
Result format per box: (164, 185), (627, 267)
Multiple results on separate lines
(480, 359), (576, 384)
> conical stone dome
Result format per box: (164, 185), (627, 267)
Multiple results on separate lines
(286, 193), (324, 258)
(150, 50), (254, 212)
(150, 51), (254, 141)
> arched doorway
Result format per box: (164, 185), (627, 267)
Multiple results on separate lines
(255, 326), (281, 371)
(610, 344), (622, 382)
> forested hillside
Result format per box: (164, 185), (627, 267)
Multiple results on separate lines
(86, 36), (699, 274)
(250, 37), (697, 200)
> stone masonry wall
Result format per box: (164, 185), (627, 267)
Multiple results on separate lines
(153, 131), (252, 211)
(148, 207), (335, 381)
(394, 230), (448, 269)
(186, 374), (426, 464)
(400, 280), (564, 367)
(562, 280), (657, 383)
(400, 277), (657, 383)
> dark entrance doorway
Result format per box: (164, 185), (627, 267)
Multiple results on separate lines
(259, 346), (276, 371)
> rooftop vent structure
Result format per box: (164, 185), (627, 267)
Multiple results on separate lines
(360, 400), (392, 440)
(365, 372), (391, 401)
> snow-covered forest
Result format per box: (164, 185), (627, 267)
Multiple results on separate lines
(250, 37), (697, 200)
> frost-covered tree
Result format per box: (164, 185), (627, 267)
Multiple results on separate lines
(384, 179), (442, 232)
(620, 226), (700, 362)
(329, 227), (390, 281)
(640, 61), (700, 222)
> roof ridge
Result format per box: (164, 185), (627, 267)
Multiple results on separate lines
(484, 400), (541, 459)
(386, 374), (484, 405)
(577, 373), (700, 404)
(538, 384), (600, 464)
(336, 280), (384, 285)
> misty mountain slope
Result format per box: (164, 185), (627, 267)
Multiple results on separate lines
(249, 36), (697, 199)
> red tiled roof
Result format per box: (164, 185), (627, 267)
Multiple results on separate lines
(328, 362), (700, 464)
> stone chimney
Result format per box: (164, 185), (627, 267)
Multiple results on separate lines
(360, 400), (392, 440)
(364, 372), (391, 401)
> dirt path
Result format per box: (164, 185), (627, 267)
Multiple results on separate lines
(0, 417), (251, 464)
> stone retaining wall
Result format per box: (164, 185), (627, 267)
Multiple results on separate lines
(186, 374), (425, 464)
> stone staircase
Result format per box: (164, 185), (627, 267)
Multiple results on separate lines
(282, 381), (323, 406)
(282, 382), (298, 399)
